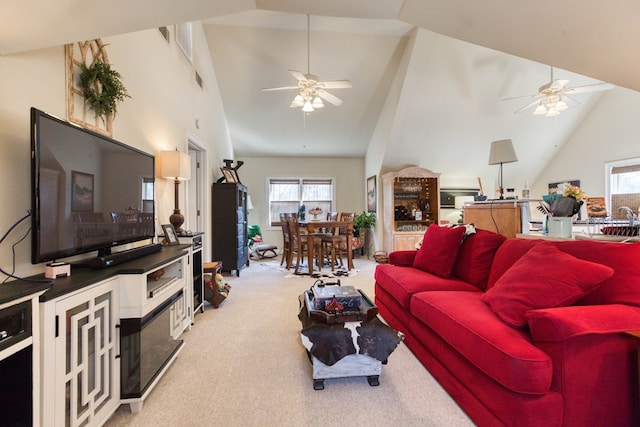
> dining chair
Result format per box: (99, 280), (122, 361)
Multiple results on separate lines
(279, 213), (292, 269)
(288, 213), (323, 274)
(321, 212), (355, 270)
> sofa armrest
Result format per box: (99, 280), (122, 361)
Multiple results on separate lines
(528, 304), (640, 342)
(388, 250), (417, 266)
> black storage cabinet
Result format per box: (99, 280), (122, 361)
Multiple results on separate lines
(212, 183), (249, 276)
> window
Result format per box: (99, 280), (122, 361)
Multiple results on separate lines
(176, 22), (193, 63)
(268, 178), (334, 226)
(606, 158), (640, 220)
(141, 177), (154, 213)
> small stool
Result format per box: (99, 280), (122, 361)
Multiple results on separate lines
(204, 261), (222, 275)
(250, 243), (278, 259)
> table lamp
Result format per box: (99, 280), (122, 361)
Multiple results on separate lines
(161, 150), (191, 233)
(488, 139), (518, 199)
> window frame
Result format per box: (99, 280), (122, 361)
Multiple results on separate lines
(266, 176), (336, 228)
(605, 157), (640, 220)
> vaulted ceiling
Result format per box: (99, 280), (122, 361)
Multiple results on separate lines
(2, 0), (637, 185)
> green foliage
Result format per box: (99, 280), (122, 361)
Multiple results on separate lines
(354, 211), (376, 231)
(79, 61), (131, 119)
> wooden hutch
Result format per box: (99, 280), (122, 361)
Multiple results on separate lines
(382, 167), (440, 251)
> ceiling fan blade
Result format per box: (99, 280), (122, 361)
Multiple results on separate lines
(261, 86), (299, 92)
(288, 70), (307, 82)
(514, 98), (543, 114)
(502, 93), (538, 101)
(318, 80), (352, 89)
(563, 82), (615, 94)
(317, 89), (343, 106)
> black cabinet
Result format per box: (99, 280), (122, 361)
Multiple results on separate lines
(212, 183), (249, 276)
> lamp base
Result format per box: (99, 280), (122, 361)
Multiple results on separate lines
(169, 209), (185, 234)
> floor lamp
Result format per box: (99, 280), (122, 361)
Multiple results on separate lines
(161, 150), (191, 233)
(488, 139), (518, 200)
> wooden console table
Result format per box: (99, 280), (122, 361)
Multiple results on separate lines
(463, 200), (532, 239)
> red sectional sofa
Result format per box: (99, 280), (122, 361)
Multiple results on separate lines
(374, 224), (640, 427)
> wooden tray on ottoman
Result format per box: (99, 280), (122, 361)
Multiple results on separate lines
(303, 289), (378, 324)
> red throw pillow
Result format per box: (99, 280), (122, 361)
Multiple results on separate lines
(481, 242), (614, 327)
(413, 224), (466, 278)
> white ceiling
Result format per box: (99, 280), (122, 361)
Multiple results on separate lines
(1, 0), (637, 183)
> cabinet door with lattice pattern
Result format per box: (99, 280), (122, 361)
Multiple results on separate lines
(53, 278), (120, 426)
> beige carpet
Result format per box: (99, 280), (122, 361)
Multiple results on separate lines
(105, 257), (474, 427)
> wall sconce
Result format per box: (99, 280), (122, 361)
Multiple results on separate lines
(161, 150), (191, 233)
(488, 139), (518, 199)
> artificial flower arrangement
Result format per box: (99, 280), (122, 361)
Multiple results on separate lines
(542, 182), (586, 217)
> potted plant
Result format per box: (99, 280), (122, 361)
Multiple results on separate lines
(354, 211), (376, 237)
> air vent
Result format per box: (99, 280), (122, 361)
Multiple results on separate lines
(195, 71), (203, 89)
(158, 26), (170, 43)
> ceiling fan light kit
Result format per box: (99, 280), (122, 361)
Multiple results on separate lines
(504, 67), (614, 117)
(262, 15), (351, 114)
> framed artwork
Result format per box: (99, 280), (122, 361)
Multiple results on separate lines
(548, 180), (580, 195)
(367, 175), (377, 213)
(220, 167), (239, 183)
(71, 171), (94, 212)
(161, 224), (180, 245)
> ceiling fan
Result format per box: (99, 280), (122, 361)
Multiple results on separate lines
(504, 67), (614, 117)
(261, 14), (352, 113)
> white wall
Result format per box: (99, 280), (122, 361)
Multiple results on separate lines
(237, 156), (365, 247)
(532, 86), (640, 206)
(0, 24), (232, 277)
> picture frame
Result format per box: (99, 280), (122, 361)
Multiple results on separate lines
(220, 167), (240, 184)
(161, 223), (180, 245)
(71, 171), (94, 212)
(367, 175), (377, 213)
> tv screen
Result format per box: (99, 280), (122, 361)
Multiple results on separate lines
(30, 107), (155, 264)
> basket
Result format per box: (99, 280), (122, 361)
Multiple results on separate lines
(373, 251), (389, 264)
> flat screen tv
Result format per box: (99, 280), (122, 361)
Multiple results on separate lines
(30, 107), (155, 264)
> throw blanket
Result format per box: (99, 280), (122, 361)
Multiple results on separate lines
(298, 294), (404, 366)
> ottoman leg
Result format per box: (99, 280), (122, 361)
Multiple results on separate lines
(313, 379), (325, 390)
(367, 375), (380, 387)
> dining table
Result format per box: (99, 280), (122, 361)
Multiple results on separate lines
(298, 219), (355, 275)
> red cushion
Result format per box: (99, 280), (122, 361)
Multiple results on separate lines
(412, 224), (466, 278)
(374, 264), (479, 309)
(554, 239), (640, 307)
(452, 229), (506, 290)
(482, 243), (614, 327)
(411, 291), (553, 395)
(487, 238), (543, 289)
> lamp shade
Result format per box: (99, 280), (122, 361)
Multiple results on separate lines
(488, 139), (518, 165)
(160, 150), (191, 180)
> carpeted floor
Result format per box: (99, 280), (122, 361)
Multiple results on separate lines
(104, 257), (474, 427)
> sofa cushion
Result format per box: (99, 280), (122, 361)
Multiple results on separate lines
(452, 229), (506, 290)
(487, 238), (542, 289)
(410, 291), (553, 395)
(413, 224), (466, 278)
(554, 239), (640, 307)
(482, 243), (614, 327)
(374, 264), (480, 309)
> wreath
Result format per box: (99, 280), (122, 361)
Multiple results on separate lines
(79, 61), (130, 119)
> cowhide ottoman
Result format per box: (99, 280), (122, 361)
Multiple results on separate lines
(298, 290), (404, 390)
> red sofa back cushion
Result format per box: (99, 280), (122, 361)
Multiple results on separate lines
(482, 242), (614, 327)
(413, 224), (466, 278)
(489, 238), (640, 307)
(452, 229), (506, 290)
(555, 240), (640, 306)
